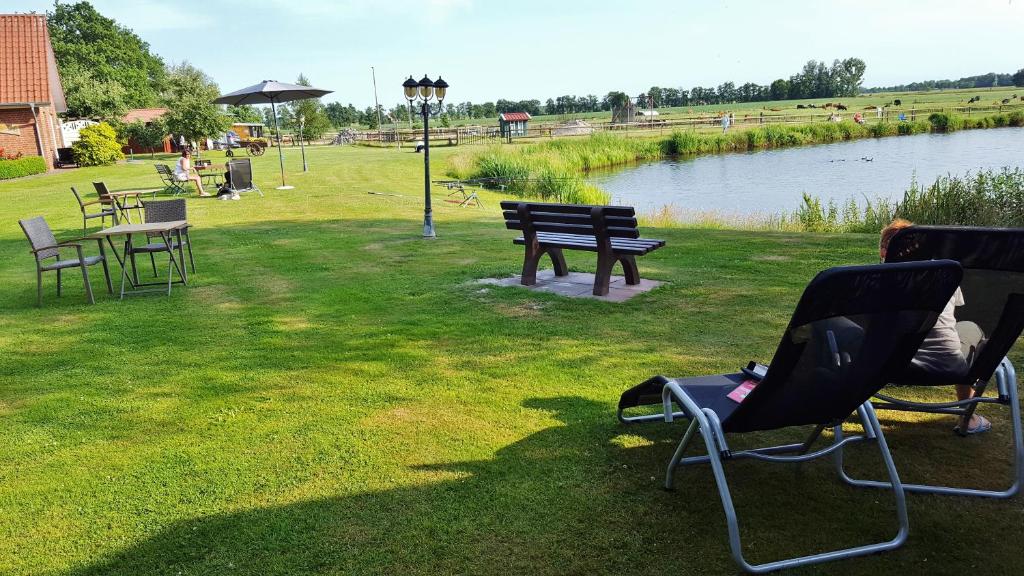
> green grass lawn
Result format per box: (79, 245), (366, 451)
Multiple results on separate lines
(1, 145), (1021, 575)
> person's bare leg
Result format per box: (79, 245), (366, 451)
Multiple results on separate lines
(957, 384), (987, 431)
(192, 175), (209, 196)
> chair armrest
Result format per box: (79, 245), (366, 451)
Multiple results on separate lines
(29, 242), (80, 254)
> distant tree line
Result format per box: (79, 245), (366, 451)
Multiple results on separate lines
(863, 70), (1024, 93)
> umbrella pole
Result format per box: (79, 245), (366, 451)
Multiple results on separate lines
(272, 99), (292, 190)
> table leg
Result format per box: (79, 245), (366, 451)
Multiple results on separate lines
(174, 229), (188, 284)
(162, 231), (187, 291)
(119, 234), (132, 299)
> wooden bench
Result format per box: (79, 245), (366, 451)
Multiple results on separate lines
(501, 201), (666, 296)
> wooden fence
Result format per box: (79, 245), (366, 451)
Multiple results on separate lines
(338, 101), (1024, 147)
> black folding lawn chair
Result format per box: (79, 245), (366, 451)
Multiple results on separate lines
(844, 226), (1024, 499)
(226, 158), (263, 197)
(617, 261), (962, 573)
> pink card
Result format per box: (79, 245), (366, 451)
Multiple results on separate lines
(727, 380), (759, 403)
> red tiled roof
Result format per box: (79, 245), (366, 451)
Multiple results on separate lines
(123, 108), (168, 123)
(0, 14), (66, 110)
(499, 112), (531, 122)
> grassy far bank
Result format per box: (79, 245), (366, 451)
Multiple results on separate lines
(446, 112), (1024, 207)
(434, 86), (1024, 128)
(0, 146), (1023, 575)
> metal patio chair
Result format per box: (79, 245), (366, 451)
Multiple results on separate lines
(19, 216), (113, 306)
(155, 164), (189, 196)
(842, 226), (1024, 499)
(618, 261), (963, 573)
(71, 186), (116, 233)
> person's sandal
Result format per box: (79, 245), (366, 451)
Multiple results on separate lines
(955, 415), (992, 436)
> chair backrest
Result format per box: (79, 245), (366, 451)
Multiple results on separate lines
(18, 216), (59, 261)
(56, 147), (75, 164)
(92, 181), (111, 200)
(155, 164), (173, 179)
(71, 186), (87, 210)
(227, 159), (253, 191)
(500, 201), (640, 239)
(887, 226), (1024, 384)
(722, 261), (963, 433)
(144, 199), (187, 223)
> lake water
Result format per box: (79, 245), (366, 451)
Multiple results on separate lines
(587, 127), (1024, 215)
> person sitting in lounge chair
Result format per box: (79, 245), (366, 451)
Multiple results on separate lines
(174, 150), (210, 197)
(880, 218), (989, 434)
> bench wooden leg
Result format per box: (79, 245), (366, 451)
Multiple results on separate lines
(547, 248), (568, 277)
(593, 251), (614, 296)
(619, 255), (640, 285)
(521, 243), (543, 286)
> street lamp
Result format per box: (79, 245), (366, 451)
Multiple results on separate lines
(403, 74), (448, 238)
(299, 114), (308, 172)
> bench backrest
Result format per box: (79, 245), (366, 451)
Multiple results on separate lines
(500, 201), (640, 240)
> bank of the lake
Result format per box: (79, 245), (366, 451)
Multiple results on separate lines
(447, 111), (1024, 208)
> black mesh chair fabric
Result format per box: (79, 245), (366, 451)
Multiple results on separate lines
(646, 262), (960, 435)
(886, 226), (1024, 386)
(227, 159), (254, 193)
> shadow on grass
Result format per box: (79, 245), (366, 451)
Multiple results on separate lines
(63, 396), (936, 576)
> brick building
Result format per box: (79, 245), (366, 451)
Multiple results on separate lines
(0, 13), (68, 169)
(122, 108), (172, 154)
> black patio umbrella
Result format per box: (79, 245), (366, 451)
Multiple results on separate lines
(213, 80), (333, 189)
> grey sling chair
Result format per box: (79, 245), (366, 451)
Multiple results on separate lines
(131, 199), (195, 279)
(19, 216), (113, 306)
(226, 158), (263, 197)
(617, 261), (963, 573)
(843, 226), (1024, 499)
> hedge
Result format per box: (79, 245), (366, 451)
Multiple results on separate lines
(0, 156), (47, 180)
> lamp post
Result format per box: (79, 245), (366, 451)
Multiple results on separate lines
(299, 114), (308, 172)
(403, 74), (448, 238)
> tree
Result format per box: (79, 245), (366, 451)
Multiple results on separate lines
(119, 118), (167, 158)
(769, 78), (789, 101)
(286, 74), (331, 139)
(161, 62), (228, 144)
(227, 105), (262, 124)
(832, 57), (866, 97)
(60, 66), (130, 120)
(48, 1), (166, 117)
(1014, 68), (1024, 87)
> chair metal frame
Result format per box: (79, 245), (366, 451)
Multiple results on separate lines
(71, 186), (117, 233)
(846, 358), (1024, 498)
(156, 164), (190, 196)
(659, 383), (908, 574)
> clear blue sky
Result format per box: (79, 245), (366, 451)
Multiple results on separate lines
(15, 0), (1024, 108)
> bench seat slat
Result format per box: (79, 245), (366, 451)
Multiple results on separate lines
(514, 233), (664, 255)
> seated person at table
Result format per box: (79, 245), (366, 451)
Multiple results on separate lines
(174, 150), (210, 197)
(880, 218), (990, 434)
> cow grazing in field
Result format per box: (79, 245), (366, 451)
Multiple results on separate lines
(836, 103), (848, 111)
(796, 104), (807, 109)
(894, 99), (902, 106)
(808, 104), (817, 108)
(822, 103), (833, 109)
(1002, 98), (1011, 104)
